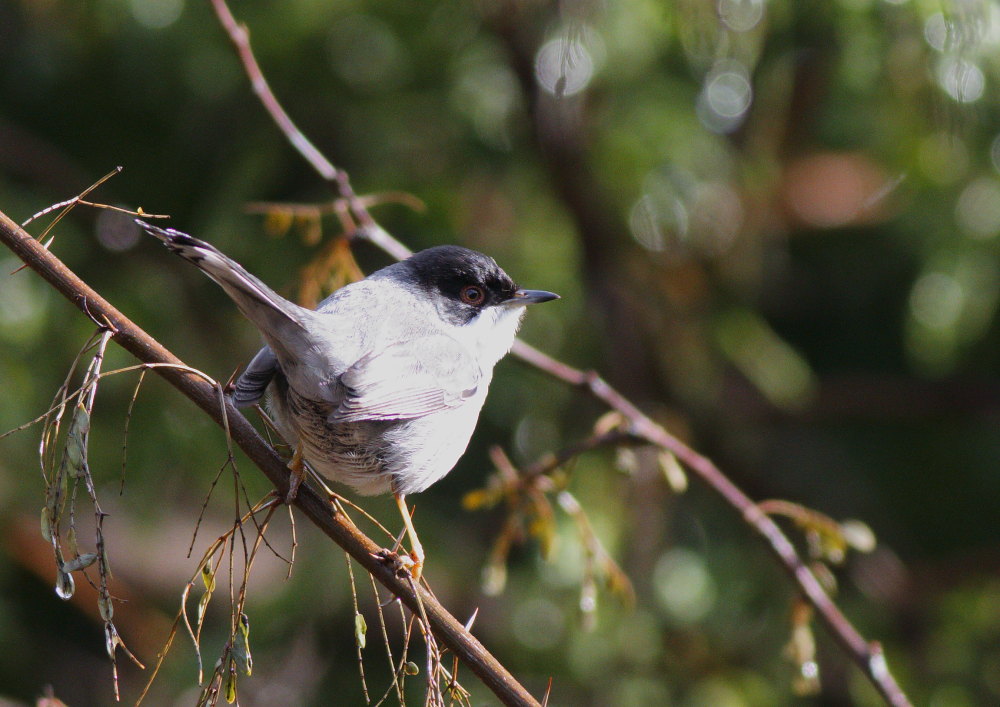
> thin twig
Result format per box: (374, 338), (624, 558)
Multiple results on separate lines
(207, 0), (337, 182)
(345, 554), (372, 704)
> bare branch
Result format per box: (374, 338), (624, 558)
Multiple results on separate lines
(206, 0), (337, 183)
(507, 342), (912, 707)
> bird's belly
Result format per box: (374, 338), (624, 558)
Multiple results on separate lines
(275, 388), (395, 496)
(272, 387), (482, 497)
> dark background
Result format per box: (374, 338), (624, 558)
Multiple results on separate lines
(1, 1), (999, 705)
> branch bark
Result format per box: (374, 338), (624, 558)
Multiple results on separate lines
(0, 209), (541, 707)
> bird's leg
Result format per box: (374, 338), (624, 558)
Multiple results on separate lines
(394, 493), (424, 581)
(286, 447), (305, 503)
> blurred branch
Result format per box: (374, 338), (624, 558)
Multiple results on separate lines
(510, 345), (911, 707)
(0, 209), (541, 707)
(208, 0), (412, 263)
(205, 2), (912, 704)
(207, 0), (337, 183)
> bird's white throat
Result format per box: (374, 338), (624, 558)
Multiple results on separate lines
(454, 303), (526, 371)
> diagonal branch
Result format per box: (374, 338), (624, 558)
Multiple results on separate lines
(509, 344), (912, 707)
(0, 209), (541, 707)
(207, 0), (337, 183)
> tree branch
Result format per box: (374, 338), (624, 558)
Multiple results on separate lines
(509, 343), (912, 707)
(0, 209), (541, 707)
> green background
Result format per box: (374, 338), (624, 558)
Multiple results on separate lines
(1, 1), (999, 705)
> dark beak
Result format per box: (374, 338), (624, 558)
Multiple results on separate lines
(511, 289), (560, 304)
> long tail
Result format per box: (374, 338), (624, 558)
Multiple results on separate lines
(136, 219), (311, 352)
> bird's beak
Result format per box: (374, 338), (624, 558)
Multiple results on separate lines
(509, 289), (560, 305)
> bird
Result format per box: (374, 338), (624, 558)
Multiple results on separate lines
(136, 219), (558, 578)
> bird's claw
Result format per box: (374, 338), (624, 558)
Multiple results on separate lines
(373, 548), (422, 580)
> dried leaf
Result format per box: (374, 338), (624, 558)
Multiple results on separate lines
(614, 447), (639, 475)
(104, 621), (124, 660)
(785, 600), (820, 695)
(62, 552), (98, 572)
(481, 561), (507, 597)
(264, 210), (294, 237)
(461, 488), (492, 511)
(65, 526), (78, 556)
(840, 519), (876, 553)
(658, 451), (688, 493)
(99, 592), (114, 622)
(592, 411), (625, 435)
(40, 507), (52, 543)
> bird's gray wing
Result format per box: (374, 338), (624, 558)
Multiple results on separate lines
(231, 346), (279, 408)
(333, 336), (480, 423)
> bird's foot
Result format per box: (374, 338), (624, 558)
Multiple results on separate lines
(373, 548), (423, 581)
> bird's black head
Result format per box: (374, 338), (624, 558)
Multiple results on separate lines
(385, 245), (519, 325)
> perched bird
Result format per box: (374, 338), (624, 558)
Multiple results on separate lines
(137, 220), (558, 578)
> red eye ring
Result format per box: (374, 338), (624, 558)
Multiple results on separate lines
(460, 285), (485, 305)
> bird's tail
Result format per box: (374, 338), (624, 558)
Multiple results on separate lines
(136, 219), (311, 345)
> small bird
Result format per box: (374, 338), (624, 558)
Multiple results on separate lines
(137, 220), (558, 578)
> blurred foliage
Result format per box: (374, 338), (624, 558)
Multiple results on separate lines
(2, 0), (1000, 705)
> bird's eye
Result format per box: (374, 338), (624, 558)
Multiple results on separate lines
(460, 285), (485, 305)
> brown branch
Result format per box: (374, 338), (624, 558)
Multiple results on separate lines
(207, 0), (337, 183)
(0, 209), (541, 707)
(508, 342), (912, 707)
(204, 2), (911, 704)
(520, 426), (644, 482)
(207, 0), (412, 263)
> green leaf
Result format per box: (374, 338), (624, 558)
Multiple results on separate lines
(233, 613), (252, 676)
(201, 562), (216, 592)
(354, 612), (367, 650)
(197, 590), (212, 626)
(224, 662), (237, 704)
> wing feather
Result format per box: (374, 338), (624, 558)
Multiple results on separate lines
(332, 336), (479, 422)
